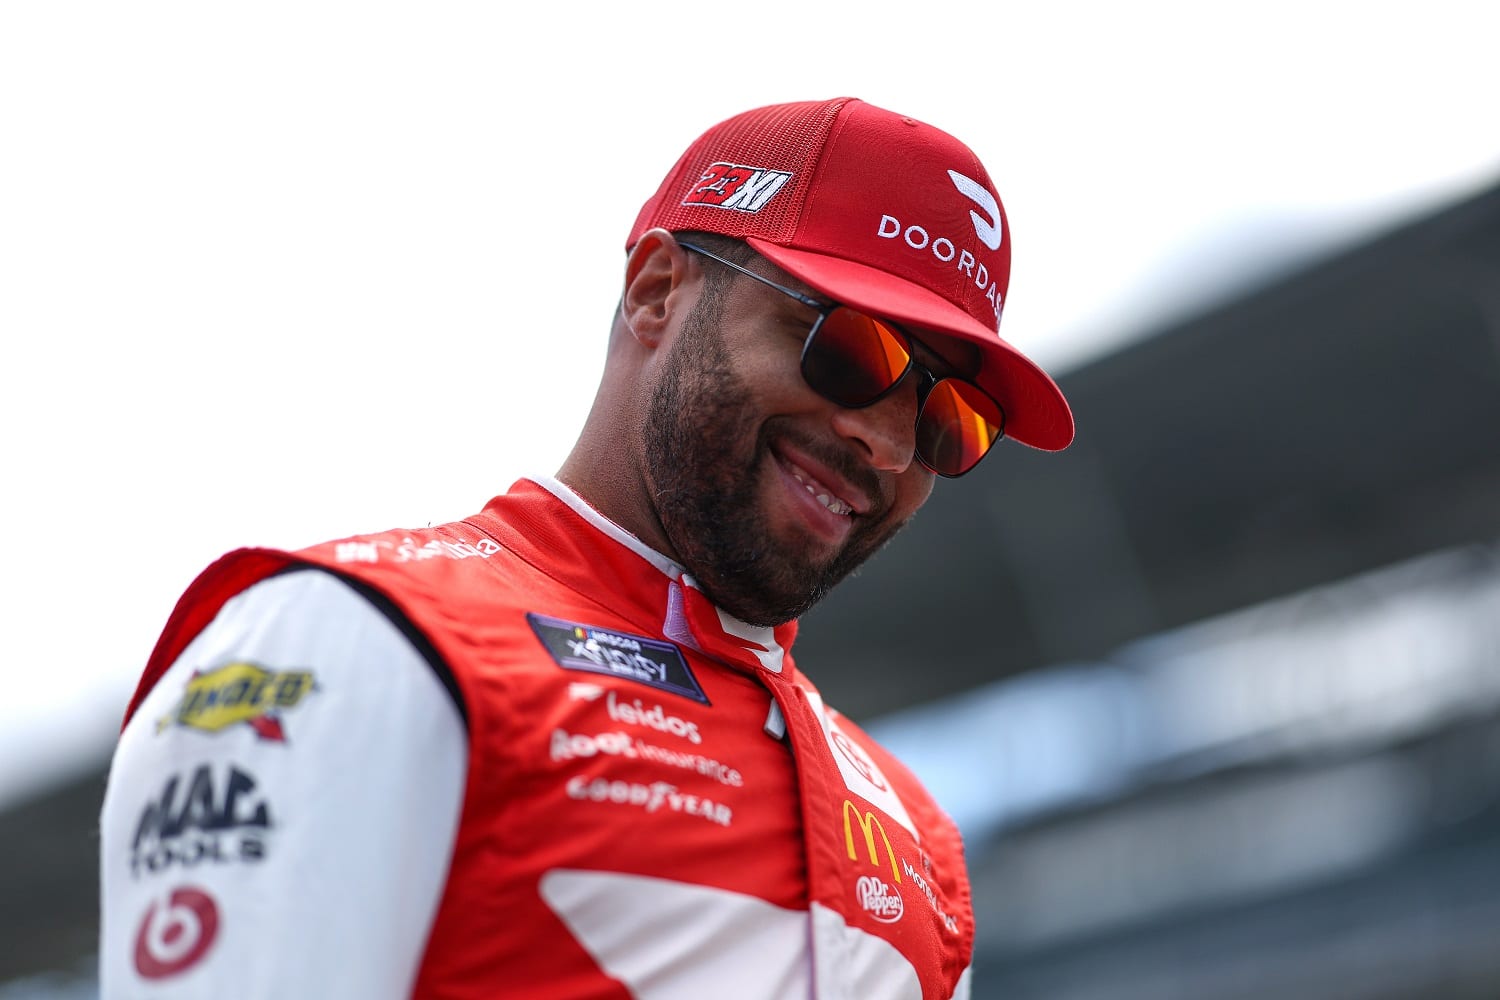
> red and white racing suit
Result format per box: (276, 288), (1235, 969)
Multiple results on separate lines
(100, 477), (974, 998)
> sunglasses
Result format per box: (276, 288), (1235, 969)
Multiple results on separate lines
(678, 241), (1006, 477)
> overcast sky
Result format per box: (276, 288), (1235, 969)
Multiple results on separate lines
(3, 0), (1498, 809)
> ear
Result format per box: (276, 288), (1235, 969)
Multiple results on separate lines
(621, 228), (693, 349)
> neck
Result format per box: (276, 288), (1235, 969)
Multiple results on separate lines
(557, 425), (677, 565)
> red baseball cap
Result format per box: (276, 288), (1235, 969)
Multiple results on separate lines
(628, 96), (1074, 452)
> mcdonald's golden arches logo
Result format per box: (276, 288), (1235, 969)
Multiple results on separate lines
(842, 799), (902, 883)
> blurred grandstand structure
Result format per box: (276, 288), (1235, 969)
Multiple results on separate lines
(4, 179), (1499, 999)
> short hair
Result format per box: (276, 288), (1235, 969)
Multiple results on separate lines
(671, 230), (755, 264)
(672, 231), (758, 295)
(667, 231), (762, 320)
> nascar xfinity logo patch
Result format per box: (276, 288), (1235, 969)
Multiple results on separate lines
(157, 662), (316, 742)
(527, 614), (709, 704)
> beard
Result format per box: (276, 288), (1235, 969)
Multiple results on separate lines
(642, 297), (910, 627)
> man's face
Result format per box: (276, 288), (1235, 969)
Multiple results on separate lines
(642, 253), (939, 627)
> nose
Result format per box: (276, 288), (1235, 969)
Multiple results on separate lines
(829, 378), (921, 473)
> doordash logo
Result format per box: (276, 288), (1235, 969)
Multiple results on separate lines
(947, 169), (1002, 250)
(872, 168), (1007, 327)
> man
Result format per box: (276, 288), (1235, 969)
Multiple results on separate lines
(100, 96), (1073, 998)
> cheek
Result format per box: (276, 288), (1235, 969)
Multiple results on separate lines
(724, 346), (814, 418)
(714, 311), (812, 403)
(890, 469), (936, 522)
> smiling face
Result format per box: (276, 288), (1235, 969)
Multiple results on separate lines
(641, 240), (941, 627)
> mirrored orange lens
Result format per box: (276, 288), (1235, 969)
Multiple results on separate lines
(916, 379), (1005, 476)
(802, 308), (912, 405)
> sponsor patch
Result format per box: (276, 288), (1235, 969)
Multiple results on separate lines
(134, 885), (220, 979)
(550, 727), (743, 787)
(565, 775), (731, 827)
(841, 798), (958, 933)
(842, 799), (902, 884)
(157, 662), (315, 742)
(901, 855), (961, 934)
(131, 763), (272, 878)
(809, 692), (916, 838)
(529, 614), (708, 704)
(948, 169), (1003, 251)
(333, 535), (502, 565)
(681, 162), (792, 213)
(856, 875), (904, 924)
(590, 685), (704, 744)
(831, 728), (888, 792)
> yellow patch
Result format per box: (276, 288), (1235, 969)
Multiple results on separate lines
(158, 662), (315, 741)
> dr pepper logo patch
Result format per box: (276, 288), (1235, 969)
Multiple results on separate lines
(157, 662), (316, 742)
(528, 614), (709, 704)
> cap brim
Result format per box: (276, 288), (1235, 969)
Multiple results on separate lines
(747, 239), (1075, 452)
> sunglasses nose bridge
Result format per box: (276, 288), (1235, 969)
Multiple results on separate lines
(906, 363), (937, 408)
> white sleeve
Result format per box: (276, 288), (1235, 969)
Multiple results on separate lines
(99, 568), (468, 999)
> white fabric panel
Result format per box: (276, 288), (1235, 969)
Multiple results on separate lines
(540, 869), (812, 999)
(810, 902), (923, 1000)
(99, 568), (467, 999)
(802, 690), (917, 839)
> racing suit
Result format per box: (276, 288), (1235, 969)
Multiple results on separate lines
(100, 476), (974, 998)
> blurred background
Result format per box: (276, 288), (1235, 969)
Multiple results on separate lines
(2, 2), (1498, 998)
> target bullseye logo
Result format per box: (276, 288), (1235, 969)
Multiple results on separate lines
(831, 729), (887, 792)
(133, 886), (220, 979)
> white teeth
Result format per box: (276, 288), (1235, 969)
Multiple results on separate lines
(790, 468), (854, 516)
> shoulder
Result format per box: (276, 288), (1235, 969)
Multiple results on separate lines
(142, 566), (466, 741)
(126, 548), (473, 729)
(99, 567), (469, 994)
